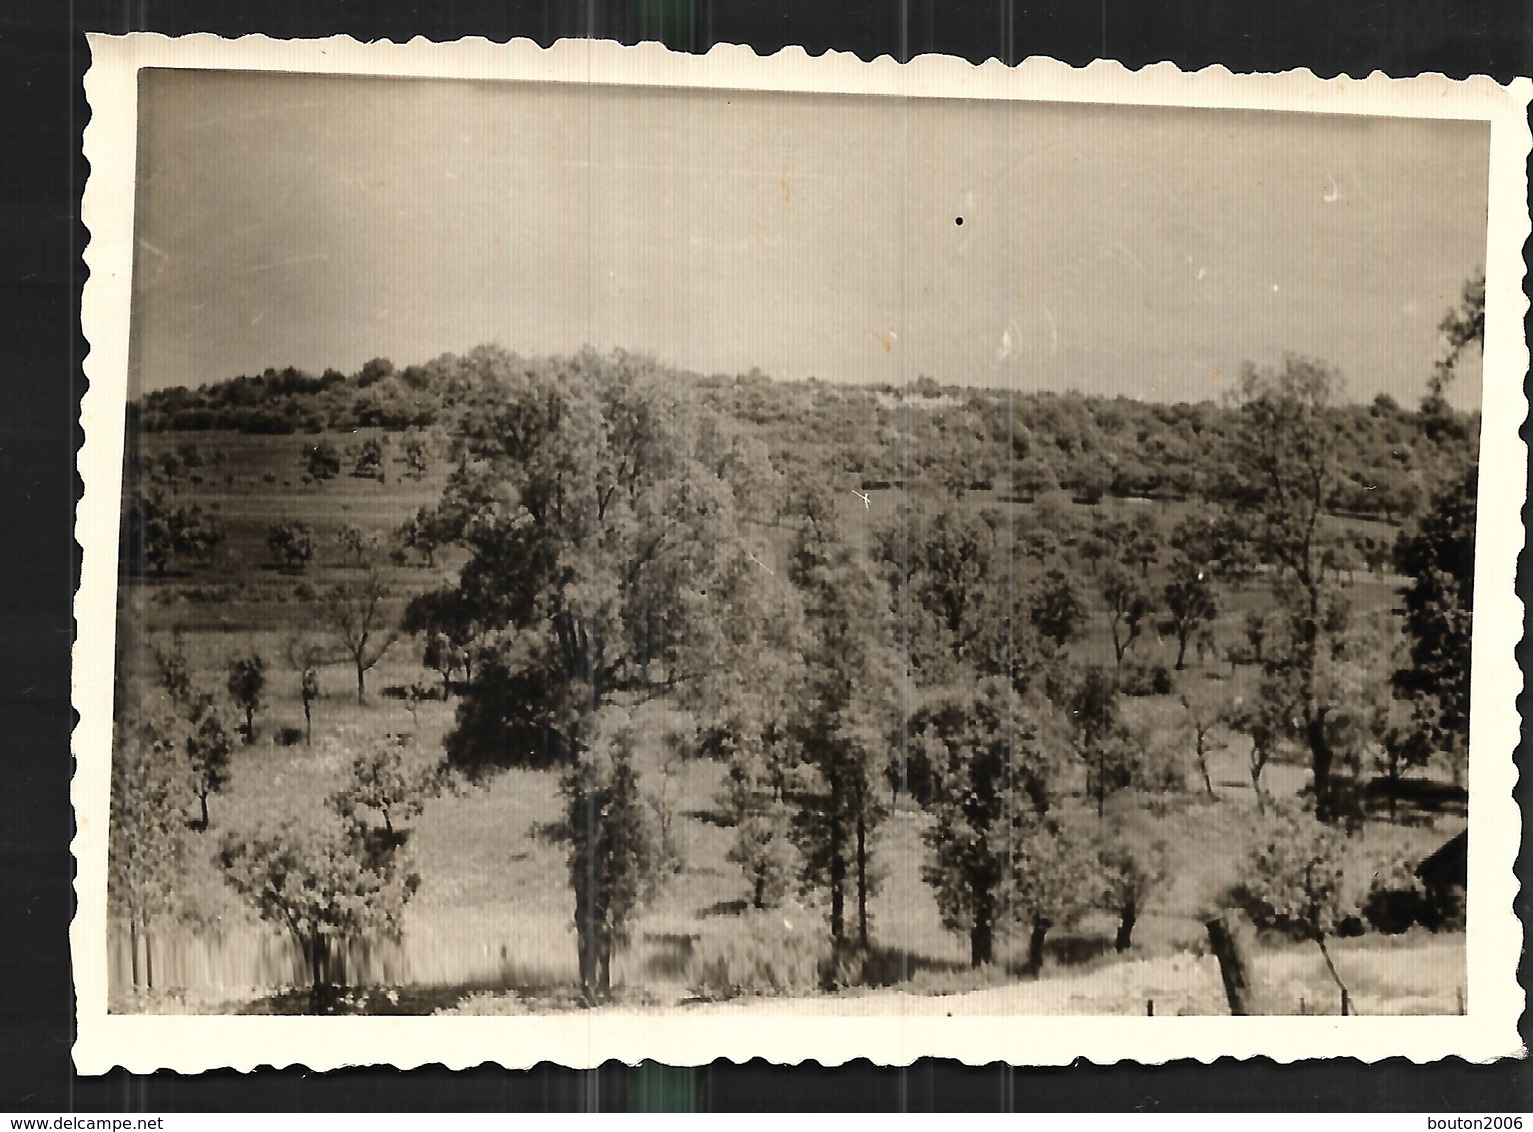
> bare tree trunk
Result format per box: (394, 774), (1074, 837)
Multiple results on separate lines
(1314, 934), (1353, 1016)
(577, 932), (600, 1007)
(144, 922), (154, 991)
(1205, 911), (1263, 1015)
(971, 910), (994, 968)
(1026, 916), (1051, 976)
(855, 796), (869, 949)
(308, 935), (326, 1013)
(1115, 902), (1137, 953)
(129, 918), (141, 991)
(1308, 714), (1335, 823)
(829, 870), (845, 947)
(355, 663), (366, 704)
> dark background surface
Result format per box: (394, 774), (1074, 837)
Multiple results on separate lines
(3, 0), (1529, 1112)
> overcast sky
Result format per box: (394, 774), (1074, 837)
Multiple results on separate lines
(130, 69), (1489, 407)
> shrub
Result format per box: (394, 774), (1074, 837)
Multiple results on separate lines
(1363, 856), (1434, 935)
(267, 521), (316, 573)
(305, 442), (341, 482)
(687, 914), (830, 1000)
(1119, 660), (1174, 697)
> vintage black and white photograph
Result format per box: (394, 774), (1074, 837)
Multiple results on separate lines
(74, 38), (1527, 1070)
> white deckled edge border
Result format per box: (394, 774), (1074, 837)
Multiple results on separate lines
(75, 33), (1531, 1074)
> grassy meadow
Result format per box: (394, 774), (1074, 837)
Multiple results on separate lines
(111, 430), (1466, 1016)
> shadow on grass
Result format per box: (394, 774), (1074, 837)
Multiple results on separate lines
(240, 978), (595, 1016)
(530, 818), (572, 844)
(850, 945), (976, 989)
(641, 932), (698, 980)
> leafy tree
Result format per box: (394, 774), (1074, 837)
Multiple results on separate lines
(1428, 270), (1485, 401)
(403, 433), (430, 479)
(301, 667), (321, 745)
(420, 631), (465, 698)
(788, 495), (896, 951)
(356, 356), (396, 387)
(110, 709), (195, 990)
(1235, 803), (1365, 1013)
(355, 436), (385, 480)
(1179, 683), (1227, 797)
(1060, 664), (1124, 817)
(151, 635), (234, 828)
(1098, 827), (1170, 953)
(709, 571), (807, 907)
(430, 350), (781, 994)
(1101, 563), (1153, 667)
(1221, 357), (1354, 822)
(219, 812), (420, 1012)
(285, 636), (325, 746)
(1222, 690), (1281, 811)
(1098, 512), (1161, 578)
(1240, 609), (1271, 666)
(335, 523), (379, 566)
(564, 711), (665, 1005)
(872, 492), (1051, 698)
(402, 586), (490, 685)
(226, 653), (266, 744)
(437, 350), (768, 778)
(1160, 555), (1219, 670)
(394, 506), (444, 568)
(305, 441), (341, 482)
(328, 733), (442, 849)
(150, 633), (194, 705)
(1393, 455), (1476, 789)
(1030, 568), (1088, 651)
(723, 750), (797, 911)
(872, 493), (992, 684)
(914, 679), (1065, 966)
(1013, 804), (1102, 975)
(319, 567), (398, 703)
(122, 488), (223, 577)
(1170, 508), (1255, 587)
(184, 699), (236, 830)
(267, 521), (316, 573)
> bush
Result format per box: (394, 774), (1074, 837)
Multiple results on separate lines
(1363, 857), (1434, 934)
(267, 521), (316, 572)
(306, 442), (341, 482)
(687, 914), (829, 1000)
(1119, 661), (1174, 697)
